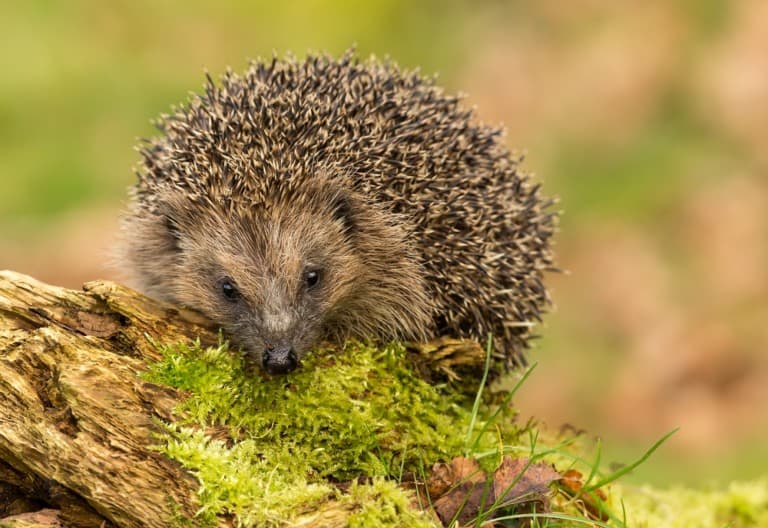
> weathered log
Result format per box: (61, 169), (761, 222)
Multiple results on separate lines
(0, 270), (221, 528)
(0, 271), (489, 528)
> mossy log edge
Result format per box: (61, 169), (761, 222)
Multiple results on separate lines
(0, 270), (223, 527)
(0, 271), (368, 528)
(0, 271), (489, 528)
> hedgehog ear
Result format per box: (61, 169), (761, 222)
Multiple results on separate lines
(156, 195), (190, 254)
(162, 212), (183, 253)
(330, 192), (356, 235)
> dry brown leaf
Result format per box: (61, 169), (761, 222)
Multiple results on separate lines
(494, 456), (560, 508)
(429, 456), (560, 526)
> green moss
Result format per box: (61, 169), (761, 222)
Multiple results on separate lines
(618, 479), (768, 528)
(160, 426), (333, 526)
(143, 338), (768, 527)
(145, 340), (476, 478)
(143, 340), (491, 527)
(343, 479), (435, 528)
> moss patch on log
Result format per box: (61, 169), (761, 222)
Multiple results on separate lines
(143, 340), (485, 527)
(141, 339), (768, 527)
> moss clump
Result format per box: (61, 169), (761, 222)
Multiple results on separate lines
(144, 340), (486, 527)
(342, 478), (436, 528)
(618, 479), (768, 528)
(161, 426), (334, 526)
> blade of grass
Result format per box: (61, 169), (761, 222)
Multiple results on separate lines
(584, 437), (602, 489)
(484, 511), (616, 528)
(464, 334), (493, 455)
(469, 363), (537, 454)
(583, 428), (678, 492)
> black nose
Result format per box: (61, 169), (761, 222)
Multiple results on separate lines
(262, 344), (298, 374)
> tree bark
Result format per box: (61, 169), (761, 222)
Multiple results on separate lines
(0, 270), (221, 528)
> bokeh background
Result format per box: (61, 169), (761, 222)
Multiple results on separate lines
(2, 1), (766, 486)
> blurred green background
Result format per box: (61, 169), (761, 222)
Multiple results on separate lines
(2, 1), (766, 487)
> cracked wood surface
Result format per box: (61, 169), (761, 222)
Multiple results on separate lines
(0, 270), (220, 528)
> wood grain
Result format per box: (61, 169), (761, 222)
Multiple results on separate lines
(0, 271), (219, 528)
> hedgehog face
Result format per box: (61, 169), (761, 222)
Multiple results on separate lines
(143, 186), (363, 374)
(125, 174), (435, 375)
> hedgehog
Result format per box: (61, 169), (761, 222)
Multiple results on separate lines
(120, 51), (557, 375)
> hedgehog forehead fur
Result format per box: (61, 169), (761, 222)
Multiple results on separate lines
(123, 50), (558, 372)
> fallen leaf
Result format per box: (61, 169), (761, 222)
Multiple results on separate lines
(494, 456), (560, 508)
(429, 456), (560, 526)
(428, 457), (485, 498)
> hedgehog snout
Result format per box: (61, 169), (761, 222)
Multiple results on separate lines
(262, 342), (299, 374)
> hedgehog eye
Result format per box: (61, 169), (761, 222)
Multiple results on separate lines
(304, 270), (320, 289)
(220, 278), (240, 301)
